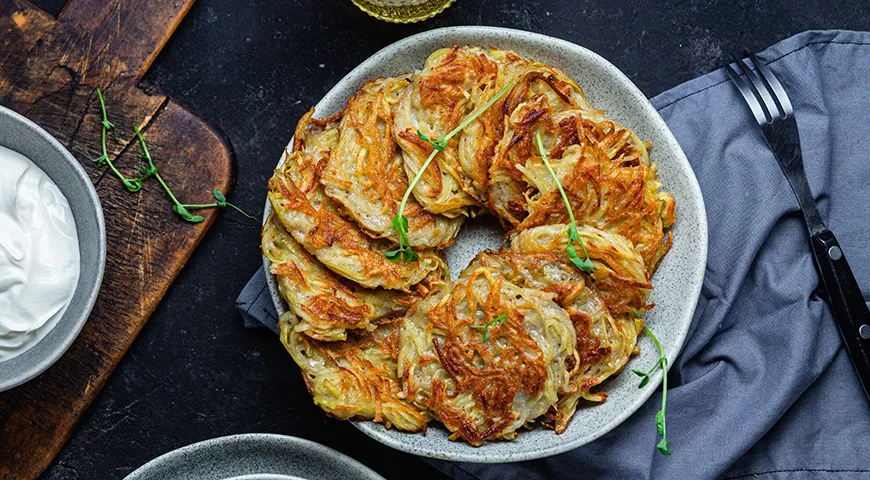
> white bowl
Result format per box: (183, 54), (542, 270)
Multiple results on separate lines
(262, 26), (707, 463)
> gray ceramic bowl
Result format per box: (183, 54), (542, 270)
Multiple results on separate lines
(0, 106), (106, 391)
(124, 434), (385, 480)
(262, 26), (708, 462)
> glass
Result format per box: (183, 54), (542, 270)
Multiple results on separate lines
(351, 0), (454, 23)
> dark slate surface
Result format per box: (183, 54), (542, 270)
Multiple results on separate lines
(35, 1), (870, 479)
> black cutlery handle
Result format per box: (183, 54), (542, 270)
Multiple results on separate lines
(811, 229), (870, 400)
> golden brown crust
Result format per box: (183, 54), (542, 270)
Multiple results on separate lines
(462, 251), (640, 433)
(263, 213), (414, 341)
(394, 47), (496, 216)
(517, 141), (674, 274)
(488, 99), (653, 228)
(511, 224), (652, 317)
(268, 109), (448, 291)
(280, 313), (428, 431)
(322, 76), (464, 248)
(399, 268), (575, 445)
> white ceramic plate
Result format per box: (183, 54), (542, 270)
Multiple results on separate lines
(262, 26), (707, 463)
(123, 434), (384, 480)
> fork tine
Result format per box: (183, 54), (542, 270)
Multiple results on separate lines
(746, 51), (794, 118)
(724, 59), (768, 125)
(731, 53), (781, 122)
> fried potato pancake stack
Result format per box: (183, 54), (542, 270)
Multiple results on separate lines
(399, 266), (576, 445)
(264, 46), (675, 444)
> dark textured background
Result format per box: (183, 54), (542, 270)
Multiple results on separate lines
(27, 0), (869, 479)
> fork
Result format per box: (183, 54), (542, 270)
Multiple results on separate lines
(725, 52), (870, 402)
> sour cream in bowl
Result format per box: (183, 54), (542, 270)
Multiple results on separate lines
(0, 106), (105, 391)
(0, 146), (81, 362)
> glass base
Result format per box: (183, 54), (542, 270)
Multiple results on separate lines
(351, 0), (455, 23)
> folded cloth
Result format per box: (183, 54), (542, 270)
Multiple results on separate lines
(236, 30), (870, 480)
(236, 266), (278, 334)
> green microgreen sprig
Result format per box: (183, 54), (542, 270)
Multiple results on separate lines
(416, 81), (516, 152)
(469, 313), (508, 342)
(82, 90), (255, 224)
(385, 215), (418, 262)
(533, 132), (596, 274)
(132, 124), (203, 223)
(387, 81), (515, 263)
(631, 325), (671, 456)
(178, 189), (259, 220)
(135, 125), (256, 223)
(76, 88), (145, 192)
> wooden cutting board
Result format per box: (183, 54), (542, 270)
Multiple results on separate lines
(0, 1), (234, 478)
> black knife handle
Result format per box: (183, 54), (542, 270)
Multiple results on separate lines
(810, 229), (870, 399)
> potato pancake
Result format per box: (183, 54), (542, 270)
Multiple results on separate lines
(517, 142), (675, 273)
(488, 98), (652, 228)
(323, 76), (464, 248)
(398, 267), (575, 445)
(263, 214), (414, 341)
(268, 109), (448, 291)
(394, 46), (502, 216)
(460, 251), (640, 433)
(510, 224), (652, 317)
(280, 311), (428, 432)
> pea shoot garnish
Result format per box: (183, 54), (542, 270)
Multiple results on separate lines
(385, 215), (418, 262)
(77, 88), (145, 192)
(132, 124), (203, 223)
(416, 81), (516, 153)
(178, 189), (259, 220)
(533, 132), (596, 273)
(631, 325), (671, 455)
(387, 81), (515, 263)
(469, 313), (508, 342)
(78, 89), (254, 224)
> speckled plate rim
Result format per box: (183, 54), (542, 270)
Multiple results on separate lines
(123, 433), (385, 480)
(0, 106), (106, 392)
(261, 26), (708, 463)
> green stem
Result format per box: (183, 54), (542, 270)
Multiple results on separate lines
(134, 124), (158, 172)
(534, 132), (594, 268)
(469, 313), (507, 342)
(96, 87), (141, 192)
(644, 325), (670, 455)
(226, 202), (258, 219)
(152, 171), (182, 207)
(133, 125), (186, 214)
(180, 203), (219, 208)
(403, 83), (515, 218)
(661, 357), (668, 445)
(537, 133), (577, 228)
(644, 325), (665, 370)
(643, 357), (665, 377)
(180, 202), (259, 220)
(392, 82), (515, 262)
(577, 233), (593, 262)
(397, 147), (439, 221)
(97, 88), (112, 128)
(101, 127), (124, 180)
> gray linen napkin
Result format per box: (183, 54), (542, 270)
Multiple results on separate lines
(236, 30), (870, 479)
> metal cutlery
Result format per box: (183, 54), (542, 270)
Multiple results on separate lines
(725, 51), (870, 402)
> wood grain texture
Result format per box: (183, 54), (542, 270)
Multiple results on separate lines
(0, 1), (234, 478)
